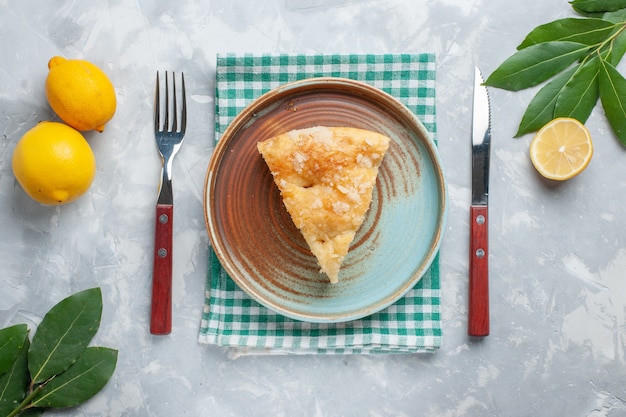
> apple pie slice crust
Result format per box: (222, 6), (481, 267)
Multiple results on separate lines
(257, 126), (390, 283)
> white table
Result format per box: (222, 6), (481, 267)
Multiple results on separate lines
(1, 0), (625, 415)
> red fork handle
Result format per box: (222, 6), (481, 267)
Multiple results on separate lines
(469, 204), (489, 337)
(151, 203), (173, 335)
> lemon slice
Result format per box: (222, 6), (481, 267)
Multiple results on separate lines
(529, 117), (593, 181)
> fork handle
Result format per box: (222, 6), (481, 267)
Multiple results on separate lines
(151, 203), (173, 335)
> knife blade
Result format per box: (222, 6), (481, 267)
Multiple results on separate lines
(469, 66), (491, 337)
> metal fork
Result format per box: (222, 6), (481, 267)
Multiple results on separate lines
(151, 71), (186, 335)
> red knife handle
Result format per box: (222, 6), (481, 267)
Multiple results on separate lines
(469, 204), (489, 336)
(151, 203), (173, 335)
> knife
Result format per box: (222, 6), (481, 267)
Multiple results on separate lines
(469, 67), (491, 337)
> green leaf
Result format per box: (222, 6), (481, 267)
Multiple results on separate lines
(18, 409), (45, 417)
(30, 347), (118, 409)
(572, 5), (607, 17)
(602, 8), (626, 22)
(0, 324), (28, 377)
(484, 41), (589, 91)
(605, 28), (626, 64)
(517, 18), (617, 50)
(555, 56), (601, 121)
(571, 0), (626, 12)
(516, 67), (578, 137)
(28, 288), (102, 384)
(0, 338), (30, 417)
(599, 59), (626, 145)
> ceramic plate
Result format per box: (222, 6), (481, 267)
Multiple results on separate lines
(204, 77), (447, 323)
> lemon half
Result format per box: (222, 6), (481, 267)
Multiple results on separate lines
(529, 117), (594, 181)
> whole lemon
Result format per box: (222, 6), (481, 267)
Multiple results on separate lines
(12, 122), (96, 205)
(45, 56), (116, 132)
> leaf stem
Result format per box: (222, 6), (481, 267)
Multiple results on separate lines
(6, 383), (44, 417)
(561, 22), (626, 94)
(593, 22), (626, 59)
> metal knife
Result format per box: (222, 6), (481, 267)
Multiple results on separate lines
(469, 66), (491, 337)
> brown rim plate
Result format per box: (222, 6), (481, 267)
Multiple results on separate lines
(204, 77), (447, 323)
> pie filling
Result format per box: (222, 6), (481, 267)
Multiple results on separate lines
(257, 126), (390, 284)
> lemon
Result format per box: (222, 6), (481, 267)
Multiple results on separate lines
(529, 117), (594, 181)
(45, 56), (116, 132)
(12, 122), (96, 205)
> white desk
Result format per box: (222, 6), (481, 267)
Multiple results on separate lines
(1, 0), (625, 415)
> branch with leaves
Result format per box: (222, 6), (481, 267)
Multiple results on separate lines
(0, 288), (117, 417)
(485, 0), (626, 145)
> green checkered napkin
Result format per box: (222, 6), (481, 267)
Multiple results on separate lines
(199, 53), (441, 354)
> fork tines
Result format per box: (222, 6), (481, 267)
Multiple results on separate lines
(154, 71), (187, 134)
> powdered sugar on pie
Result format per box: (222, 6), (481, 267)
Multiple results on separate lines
(257, 126), (390, 283)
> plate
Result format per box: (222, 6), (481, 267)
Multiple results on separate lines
(204, 77), (447, 323)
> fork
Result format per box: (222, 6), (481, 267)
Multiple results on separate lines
(151, 71), (186, 335)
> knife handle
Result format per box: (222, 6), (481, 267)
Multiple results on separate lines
(469, 204), (489, 337)
(151, 203), (173, 335)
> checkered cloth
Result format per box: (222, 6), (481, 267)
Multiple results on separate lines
(198, 53), (440, 354)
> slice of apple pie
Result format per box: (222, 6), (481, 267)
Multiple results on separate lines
(257, 126), (390, 283)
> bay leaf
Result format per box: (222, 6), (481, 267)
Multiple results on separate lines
(572, 5), (607, 17)
(517, 18), (617, 50)
(555, 56), (601, 121)
(30, 347), (118, 409)
(571, 0), (626, 13)
(516, 67), (577, 137)
(602, 8), (626, 21)
(28, 288), (102, 384)
(484, 41), (589, 91)
(605, 28), (626, 64)
(0, 324), (28, 376)
(0, 337), (30, 417)
(18, 409), (45, 417)
(599, 59), (626, 145)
